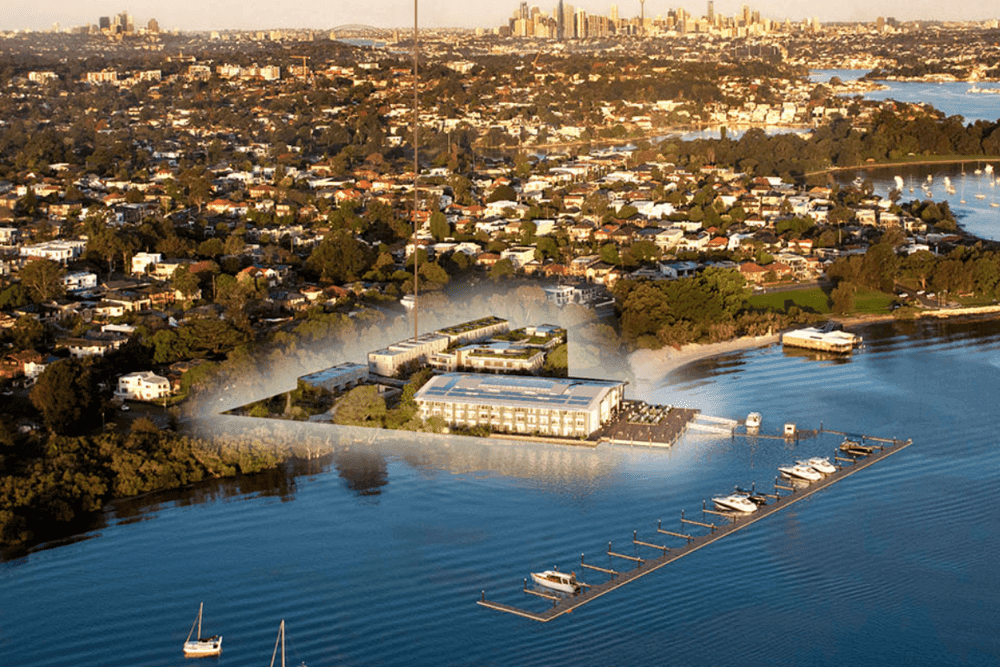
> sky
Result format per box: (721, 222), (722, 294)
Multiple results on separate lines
(2, 1), (996, 33)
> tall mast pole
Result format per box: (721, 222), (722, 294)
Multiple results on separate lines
(412, 0), (420, 342)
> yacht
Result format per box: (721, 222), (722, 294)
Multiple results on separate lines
(183, 603), (222, 657)
(530, 569), (581, 594)
(712, 494), (759, 513)
(745, 412), (761, 430)
(798, 457), (836, 475)
(778, 465), (822, 482)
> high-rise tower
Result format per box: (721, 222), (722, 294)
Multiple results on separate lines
(558, 0), (565, 39)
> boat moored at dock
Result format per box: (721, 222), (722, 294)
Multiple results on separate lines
(712, 494), (759, 513)
(798, 457), (836, 475)
(778, 464), (823, 482)
(530, 569), (581, 594)
(840, 439), (875, 456)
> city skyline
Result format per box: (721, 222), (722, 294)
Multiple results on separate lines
(4, 1), (998, 33)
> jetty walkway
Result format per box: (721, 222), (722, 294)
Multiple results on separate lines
(478, 430), (913, 622)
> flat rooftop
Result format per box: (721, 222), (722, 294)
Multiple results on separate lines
(415, 373), (624, 412)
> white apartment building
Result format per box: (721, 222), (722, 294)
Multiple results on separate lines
(414, 373), (626, 438)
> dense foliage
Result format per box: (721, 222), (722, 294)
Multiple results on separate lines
(0, 427), (282, 549)
(665, 114), (1000, 179)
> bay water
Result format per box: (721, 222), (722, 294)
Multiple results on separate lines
(3, 316), (999, 666)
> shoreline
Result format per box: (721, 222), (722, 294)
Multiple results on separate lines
(630, 305), (1000, 392)
(629, 334), (781, 390)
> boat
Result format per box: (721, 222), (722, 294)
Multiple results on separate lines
(712, 494), (758, 513)
(839, 438), (874, 456)
(530, 569), (581, 594)
(745, 412), (761, 430)
(735, 487), (769, 506)
(798, 457), (836, 475)
(269, 619), (305, 667)
(778, 465), (822, 482)
(183, 602), (222, 657)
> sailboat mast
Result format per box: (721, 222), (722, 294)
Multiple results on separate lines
(197, 602), (203, 639)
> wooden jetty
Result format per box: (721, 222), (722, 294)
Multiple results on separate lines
(478, 432), (914, 622)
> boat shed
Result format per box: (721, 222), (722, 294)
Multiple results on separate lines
(781, 327), (860, 353)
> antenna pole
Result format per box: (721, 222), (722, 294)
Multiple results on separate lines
(412, 0), (420, 342)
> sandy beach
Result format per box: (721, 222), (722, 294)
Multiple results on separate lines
(628, 334), (781, 391)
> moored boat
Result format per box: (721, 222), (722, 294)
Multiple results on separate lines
(530, 569), (581, 594)
(778, 465), (822, 482)
(745, 412), (761, 430)
(183, 602), (222, 657)
(712, 494), (758, 513)
(798, 457), (836, 475)
(839, 438), (874, 456)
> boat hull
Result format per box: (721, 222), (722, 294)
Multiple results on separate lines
(778, 466), (822, 482)
(530, 572), (579, 594)
(712, 496), (758, 513)
(183, 638), (222, 657)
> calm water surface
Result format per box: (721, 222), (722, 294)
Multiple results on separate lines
(812, 69), (1000, 123)
(3, 318), (1000, 666)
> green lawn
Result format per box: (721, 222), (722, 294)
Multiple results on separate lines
(747, 286), (895, 315)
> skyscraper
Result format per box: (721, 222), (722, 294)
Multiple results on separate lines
(707, 0), (714, 24)
(558, 0), (565, 39)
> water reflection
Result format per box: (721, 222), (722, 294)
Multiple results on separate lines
(334, 450), (389, 498)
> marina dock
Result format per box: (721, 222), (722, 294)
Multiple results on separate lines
(478, 430), (913, 622)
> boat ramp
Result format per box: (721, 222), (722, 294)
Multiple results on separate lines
(478, 429), (913, 622)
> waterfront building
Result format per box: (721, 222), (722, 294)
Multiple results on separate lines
(368, 317), (511, 378)
(298, 363), (369, 394)
(414, 373), (626, 438)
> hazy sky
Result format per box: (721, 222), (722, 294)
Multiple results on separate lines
(3, 1), (996, 33)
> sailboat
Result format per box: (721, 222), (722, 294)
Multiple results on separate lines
(183, 602), (222, 657)
(270, 620), (306, 667)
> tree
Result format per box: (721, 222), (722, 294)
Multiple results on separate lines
(830, 282), (855, 314)
(11, 315), (45, 350)
(488, 258), (515, 282)
(19, 259), (64, 302)
(30, 358), (103, 435)
(172, 265), (201, 299)
(304, 231), (374, 283)
(487, 184), (517, 203)
(428, 211), (451, 242)
(334, 385), (386, 427)
(599, 243), (621, 266)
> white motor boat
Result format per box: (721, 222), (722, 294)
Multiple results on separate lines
(798, 457), (836, 475)
(183, 602), (222, 657)
(778, 465), (822, 482)
(530, 569), (581, 594)
(712, 494), (758, 513)
(745, 412), (761, 430)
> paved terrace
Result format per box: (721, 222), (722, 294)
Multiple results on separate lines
(589, 400), (700, 447)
